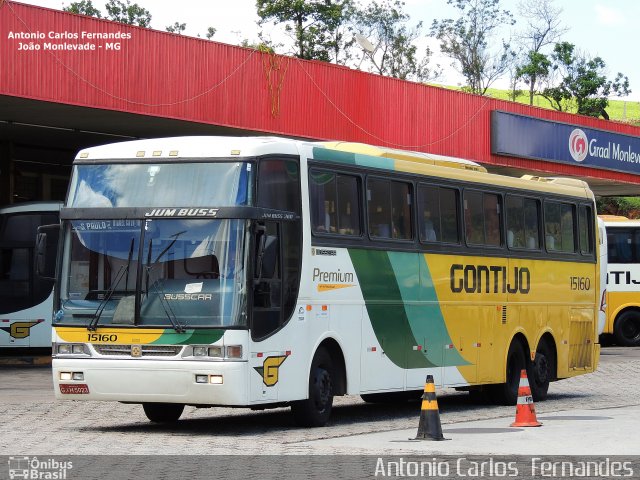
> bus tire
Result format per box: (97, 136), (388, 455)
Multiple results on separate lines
(531, 339), (555, 402)
(614, 310), (640, 347)
(142, 403), (184, 423)
(291, 348), (333, 427)
(490, 340), (526, 406)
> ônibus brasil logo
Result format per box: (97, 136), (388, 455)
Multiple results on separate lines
(569, 128), (588, 162)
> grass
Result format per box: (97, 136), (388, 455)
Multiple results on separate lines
(481, 88), (640, 124)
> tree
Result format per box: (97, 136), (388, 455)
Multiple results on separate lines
(354, 0), (440, 81)
(515, 0), (567, 105)
(256, 0), (353, 62)
(64, 0), (151, 27)
(516, 51), (551, 101)
(431, 0), (516, 95)
(205, 27), (217, 40)
(541, 42), (631, 119)
(104, 0), (151, 27)
(63, 0), (103, 18)
(166, 22), (186, 35)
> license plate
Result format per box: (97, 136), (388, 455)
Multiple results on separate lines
(59, 384), (90, 394)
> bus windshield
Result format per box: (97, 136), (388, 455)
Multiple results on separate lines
(59, 218), (248, 329)
(68, 162), (251, 207)
(0, 209), (59, 315)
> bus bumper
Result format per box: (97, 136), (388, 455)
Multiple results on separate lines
(52, 358), (249, 405)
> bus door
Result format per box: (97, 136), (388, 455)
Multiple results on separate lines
(249, 221), (290, 402)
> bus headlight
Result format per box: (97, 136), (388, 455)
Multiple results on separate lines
(187, 345), (242, 360)
(193, 346), (208, 357)
(208, 346), (223, 357)
(55, 343), (90, 356)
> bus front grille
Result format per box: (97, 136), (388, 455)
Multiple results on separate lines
(94, 344), (183, 357)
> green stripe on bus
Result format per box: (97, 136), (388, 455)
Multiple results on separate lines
(349, 249), (436, 368)
(312, 147), (395, 171)
(312, 147), (357, 165)
(153, 329), (225, 345)
(387, 252), (468, 367)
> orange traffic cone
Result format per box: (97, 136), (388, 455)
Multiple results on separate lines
(414, 375), (447, 440)
(510, 369), (542, 427)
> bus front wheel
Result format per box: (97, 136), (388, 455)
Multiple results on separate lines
(614, 311), (640, 347)
(291, 348), (334, 427)
(142, 403), (184, 423)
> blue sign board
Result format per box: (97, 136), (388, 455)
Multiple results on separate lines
(491, 110), (640, 176)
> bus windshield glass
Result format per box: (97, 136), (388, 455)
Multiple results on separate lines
(59, 218), (248, 328)
(0, 210), (59, 315)
(67, 162), (251, 207)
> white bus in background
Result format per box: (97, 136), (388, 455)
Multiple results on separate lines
(0, 202), (62, 349)
(601, 215), (640, 346)
(598, 217), (607, 336)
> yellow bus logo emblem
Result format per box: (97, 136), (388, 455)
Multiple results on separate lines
(0, 321), (42, 339)
(254, 355), (287, 386)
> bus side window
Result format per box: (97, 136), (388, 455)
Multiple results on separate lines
(309, 170), (361, 236)
(367, 178), (392, 239)
(391, 181), (412, 240)
(578, 205), (594, 255)
(465, 190), (501, 246)
(544, 201), (576, 253)
(506, 195), (540, 250)
(309, 171), (337, 233)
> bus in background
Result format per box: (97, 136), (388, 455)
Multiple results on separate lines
(597, 217), (608, 336)
(0, 202), (62, 349)
(601, 215), (640, 346)
(49, 137), (600, 427)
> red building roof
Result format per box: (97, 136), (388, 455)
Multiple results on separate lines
(2, 0), (640, 194)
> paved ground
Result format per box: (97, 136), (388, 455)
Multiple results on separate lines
(0, 347), (638, 456)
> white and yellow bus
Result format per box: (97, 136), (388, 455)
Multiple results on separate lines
(601, 215), (640, 346)
(0, 201), (61, 349)
(48, 137), (600, 426)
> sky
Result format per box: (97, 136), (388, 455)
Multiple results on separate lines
(15, 0), (640, 101)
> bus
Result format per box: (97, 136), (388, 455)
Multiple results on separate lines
(600, 215), (640, 346)
(48, 137), (600, 426)
(0, 202), (62, 349)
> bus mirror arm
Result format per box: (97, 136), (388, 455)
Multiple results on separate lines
(35, 224), (60, 281)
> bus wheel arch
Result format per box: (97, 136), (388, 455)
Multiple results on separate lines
(613, 308), (640, 347)
(531, 333), (557, 401)
(291, 338), (346, 427)
(491, 334), (529, 406)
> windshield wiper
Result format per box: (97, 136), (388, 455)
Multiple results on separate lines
(141, 231), (187, 333)
(87, 238), (135, 331)
(146, 279), (186, 333)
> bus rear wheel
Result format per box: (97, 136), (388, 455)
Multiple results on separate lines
(142, 403), (184, 423)
(614, 311), (640, 347)
(291, 348), (333, 427)
(530, 339), (555, 401)
(490, 340), (526, 406)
